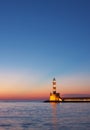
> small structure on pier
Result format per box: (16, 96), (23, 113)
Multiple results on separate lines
(49, 78), (62, 101)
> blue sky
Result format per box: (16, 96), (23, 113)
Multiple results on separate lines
(0, 0), (90, 99)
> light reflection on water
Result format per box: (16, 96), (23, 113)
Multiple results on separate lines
(50, 103), (59, 130)
(0, 102), (89, 130)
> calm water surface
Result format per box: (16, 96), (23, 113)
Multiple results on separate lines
(0, 101), (90, 130)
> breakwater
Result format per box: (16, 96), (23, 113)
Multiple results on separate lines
(44, 97), (90, 102)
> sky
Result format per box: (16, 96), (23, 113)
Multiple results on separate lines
(0, 0), (90, 100)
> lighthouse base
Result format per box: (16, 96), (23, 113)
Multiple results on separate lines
(49, 93), (62, 102)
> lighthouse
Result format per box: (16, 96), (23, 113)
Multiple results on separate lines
(49, 78), (62, 101)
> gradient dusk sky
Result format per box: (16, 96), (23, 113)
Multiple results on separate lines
(0, 0), (90, 99)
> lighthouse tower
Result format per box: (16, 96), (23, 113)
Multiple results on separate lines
(52, 78), (56, 94)
(49, 78), (62, 101)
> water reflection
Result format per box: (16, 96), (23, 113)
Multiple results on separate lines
(50, 103), (60, 130)
(0, 102), (89, 130)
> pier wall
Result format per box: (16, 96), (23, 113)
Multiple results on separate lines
(63, 98), (90, 102)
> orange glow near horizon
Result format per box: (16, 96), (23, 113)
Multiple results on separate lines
(0, 84), (89, 100)
(0, 71), (90, 100)
(0, 89), (89, 100)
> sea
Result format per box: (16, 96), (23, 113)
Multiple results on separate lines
(0, 101), (90, 130)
